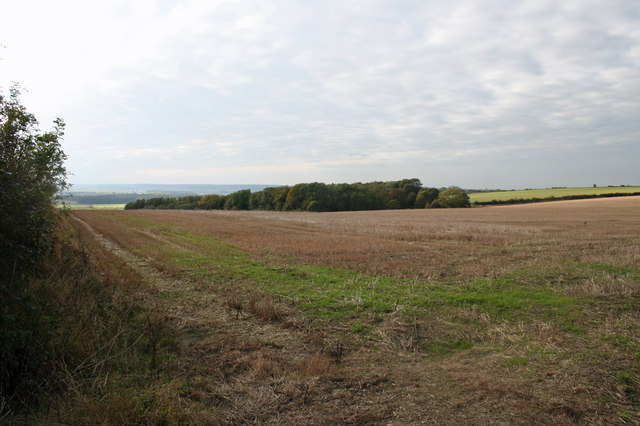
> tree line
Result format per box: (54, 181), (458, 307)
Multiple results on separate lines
(124, 179), (471, 211)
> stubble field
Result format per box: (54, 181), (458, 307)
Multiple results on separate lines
(70, 196), (640, 424)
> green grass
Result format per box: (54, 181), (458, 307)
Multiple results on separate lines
(62, 202), (126, 210)
(156, 227), (583, 327)
(469, 186), (640, 203)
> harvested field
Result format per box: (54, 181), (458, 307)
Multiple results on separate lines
(69, 196), (640, 424)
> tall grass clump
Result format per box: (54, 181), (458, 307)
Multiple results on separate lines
(0, 215), (154, 421)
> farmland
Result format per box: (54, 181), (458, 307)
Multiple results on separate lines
(469, 185), (640, 203)
(67, 196), (640, 423)
(64, 201), (126, 210)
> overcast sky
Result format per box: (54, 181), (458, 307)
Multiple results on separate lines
(1, 0), (639, 189)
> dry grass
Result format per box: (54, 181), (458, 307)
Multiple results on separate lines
(248, 295), (285, 322)
(74, 196), (640, 281)
(63, 197), (640, 424)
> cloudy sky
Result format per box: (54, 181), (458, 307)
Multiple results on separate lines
(1, 0), (639, 188)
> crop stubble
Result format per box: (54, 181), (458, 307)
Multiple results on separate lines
(71, 196), (640, 424)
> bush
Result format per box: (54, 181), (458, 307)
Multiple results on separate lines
(1, 86), (68, 405)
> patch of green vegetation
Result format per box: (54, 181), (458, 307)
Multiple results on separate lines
(615, 371), (640, 403)
(351, 321), (366, 334)
(501, 355), (529, 368)
(427, 336), (474, 355)
(469, 186), (640, 203)
(112, 222), (585, 327)
(171, 251), (221, 277)
(157, 289), (193, 300)
(409, 278), (577, 321)
(525, 344), (559, 362)
(61, 202), (126, 210)
(588, 263), (640, 278)
(560, 318), (587, 336)
(618, 408), (640, 423)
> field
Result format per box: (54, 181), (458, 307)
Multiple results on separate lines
(469, 186), (640, 203)
(63, 202), (126, 210)
(69, 196), (640, 423)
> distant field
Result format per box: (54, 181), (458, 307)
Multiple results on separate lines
(469, 186), (640, 203)
(64, 202), (126, 210)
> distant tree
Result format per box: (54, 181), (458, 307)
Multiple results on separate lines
(431, 186), (470, 208)
(283, 184), (306, 211)
(124, 199), (146, 209)
(387, 188), (408, 209)
(176, 195), (202, 209)
(272, 186), (290, 211)
(402, 179), (422, 207)
(387, 199), (401, 209)
(250, 186), (287, 210)
(283, 183), (331, 211)
(248, 191), (264, 210)
(198, 194), (226, 209)
(224, 189), (250, 210)
(415, 187), (440, 208)
(407, 191), (417, 208)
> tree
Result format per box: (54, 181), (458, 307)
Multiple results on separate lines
(431, 186), (470, 208)
(283, 183), (331, 211)
(224, 189), (251, 210)
(1, 86), (68, 280)
(1, 85), (68, 400)
(415, 187), (440, 208)
(198, 194), (226, 209)
(387, 188), (408, 209)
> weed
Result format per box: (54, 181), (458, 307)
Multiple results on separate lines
(225, 292), (244, 319)
(248, 295), (284, 322)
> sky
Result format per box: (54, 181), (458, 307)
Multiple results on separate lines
(1, 0), (639, 189)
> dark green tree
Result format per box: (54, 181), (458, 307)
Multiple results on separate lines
(415, 187), (440, 208)
(272, 186), (290, 211)
(198, 194), (226, 209)
(431, 186), (470, 208)
(1, 86), (68, 280)
(124, 199), (146, 210)
(387, 188), (408, 209)
(283, 183), (331, 211)
(224, 189), (251, 210)
(1, 86), (68, 399)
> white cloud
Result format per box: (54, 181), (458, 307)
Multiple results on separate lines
(1, 0), (639, 187)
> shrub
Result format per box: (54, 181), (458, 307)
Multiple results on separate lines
(0, 86), (68, 406)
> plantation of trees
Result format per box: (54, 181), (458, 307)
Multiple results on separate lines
(124, 179), (471, 211)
